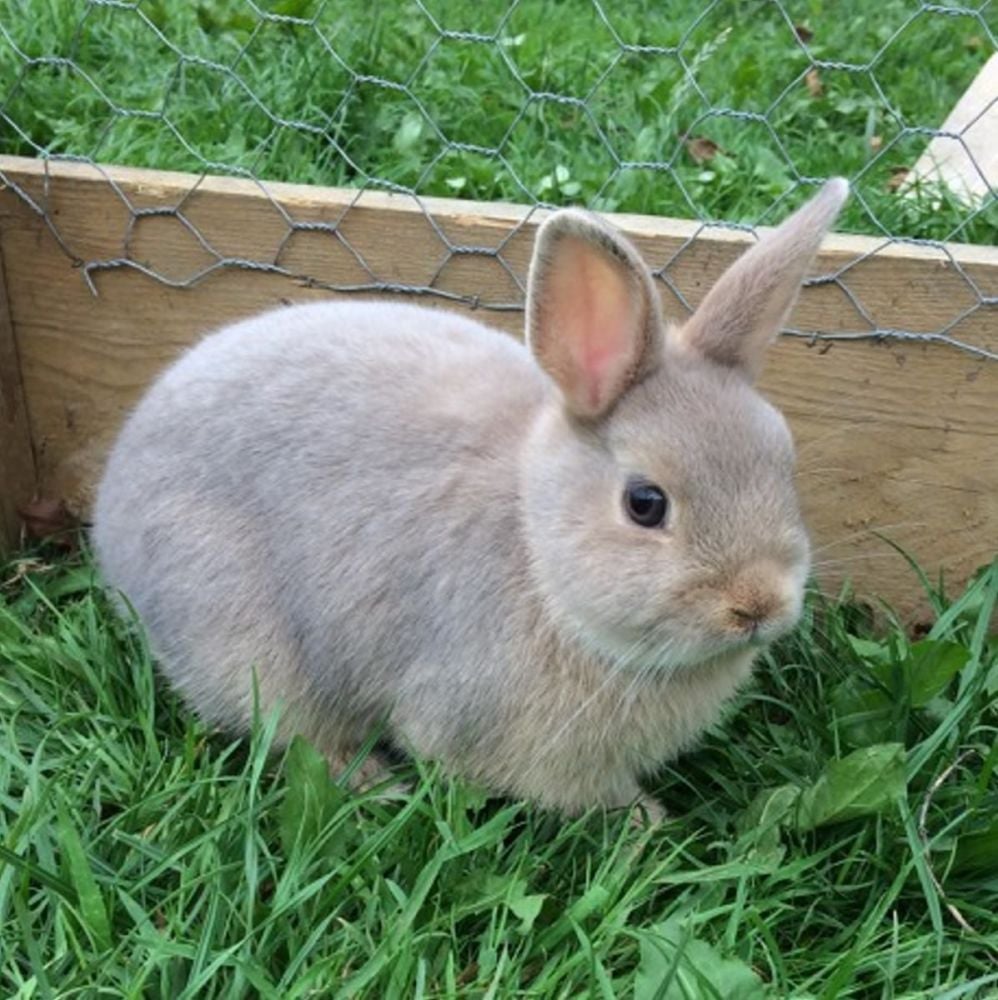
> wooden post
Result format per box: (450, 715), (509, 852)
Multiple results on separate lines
(0, 241), (37, 553)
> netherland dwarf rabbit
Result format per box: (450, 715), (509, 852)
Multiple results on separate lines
(94, 179), (848, 816)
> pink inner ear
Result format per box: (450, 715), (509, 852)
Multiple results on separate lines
(547, 239), (642, 414)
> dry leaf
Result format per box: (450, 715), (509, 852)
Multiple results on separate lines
(794, 24), (814, 43)
(805, 68), (823, 98)
(18, 496), (79, 550)
(887, 167), (910, 192)
(869, 134), (883, 152)
(2, 557), (49, 590)
(685, 136), (719, 163)
(456, 962), (480, 987)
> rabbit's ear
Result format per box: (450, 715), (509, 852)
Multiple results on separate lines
(527, 210), (661, 418)
(676, 178), (848, 381)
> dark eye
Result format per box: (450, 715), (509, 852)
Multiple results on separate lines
(624, 480), (669, 528)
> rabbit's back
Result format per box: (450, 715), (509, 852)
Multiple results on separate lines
(94, 300), (545, 737)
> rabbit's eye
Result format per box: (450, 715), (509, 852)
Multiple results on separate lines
(624, 480), (669, 528)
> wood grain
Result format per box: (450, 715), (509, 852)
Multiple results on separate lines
(1, 155), (995, 614)
(0, 239), (37, 554)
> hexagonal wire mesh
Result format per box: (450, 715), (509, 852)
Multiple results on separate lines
(0, 0), (995, 359)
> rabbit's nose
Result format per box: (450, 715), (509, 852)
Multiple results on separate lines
(727, 598), (776, 634)
(722, 563), (792, 635)
(719, 558), (803, 642)
(729, 603), (769, 629)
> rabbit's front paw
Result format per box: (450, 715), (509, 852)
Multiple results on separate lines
(327, 749), (411, 799)
(631, 793), (666, 827)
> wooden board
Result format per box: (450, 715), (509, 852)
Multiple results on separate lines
(0, 155), (996, 615)
(0, 242), (36, 554)
(908, 53), (998, 205)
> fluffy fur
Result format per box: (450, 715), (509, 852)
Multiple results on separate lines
(93, 180), (848, 815)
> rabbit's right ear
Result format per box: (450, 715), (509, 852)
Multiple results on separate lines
(675, 178), (848, 381)
(527, 210), (661, 419)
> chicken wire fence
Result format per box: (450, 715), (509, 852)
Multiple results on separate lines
(0, 0), (996, 360)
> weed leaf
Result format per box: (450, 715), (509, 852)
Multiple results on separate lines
(280, 735), (347, 856)
(795, 743), (905, 831)
(906, 640), (969, 707)
(634, 916), (765, 1000)
(735, 784), (801, 865)
(508, 891), (546, 934)
(831, 678), (895, 748)
(952, 818), (998, 875)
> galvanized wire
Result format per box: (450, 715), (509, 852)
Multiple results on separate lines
(0, 0), (995, 360)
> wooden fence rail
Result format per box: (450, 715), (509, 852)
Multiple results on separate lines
(1, 155), (996, 615)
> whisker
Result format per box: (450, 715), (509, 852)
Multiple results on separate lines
(794, 466), (856, 480)
(599, 631), (683, 745)
(513, 649), (637, 788)
(809, 551), (918, 570)
(794, 420), (878, 457)
(808, 521), (928, 556)
(516, 624), (697, 790)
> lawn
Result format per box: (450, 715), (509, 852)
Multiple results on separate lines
(1, 0), (996, 245)
(1, 545), (996, 996)
(1, 2), (998, 996)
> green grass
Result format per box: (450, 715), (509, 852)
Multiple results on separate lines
(1, 3), (998, 994)
(1, 0), (996, 243)
(1, 544), (996, 996)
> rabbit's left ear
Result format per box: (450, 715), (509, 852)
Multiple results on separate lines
(675, 178), (848, 381)
(527, 210), (661, 419)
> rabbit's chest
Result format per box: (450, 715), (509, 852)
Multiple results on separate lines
(543, 647), (757, 767)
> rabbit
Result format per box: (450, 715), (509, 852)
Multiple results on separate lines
(92, 178), (848, 817)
